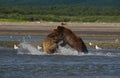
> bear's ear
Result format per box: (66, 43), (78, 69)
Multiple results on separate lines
(57, 26), (64, 32)
(51, 29), (57, 32)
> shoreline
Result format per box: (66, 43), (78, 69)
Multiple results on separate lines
(0, 22), (119, 49)
(0, 22), (120, 39)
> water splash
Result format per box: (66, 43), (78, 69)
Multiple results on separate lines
(16, 42), (120, 57)
(17, 42), (79, 55)
(17, 42), (44, 55)
(55, 46), (79, 55)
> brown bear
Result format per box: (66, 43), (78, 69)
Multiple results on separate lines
(43, 37), (58, 54)
(48, 26), (88, 53)
(57, 26), (88, 53)
(43, 29), (63, 54)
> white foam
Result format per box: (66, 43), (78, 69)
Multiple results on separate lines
(55, 46), (79, 55)
(17, 42), (79, 55)
(17, 42), (44, 55)
(16, 42), (120, 57)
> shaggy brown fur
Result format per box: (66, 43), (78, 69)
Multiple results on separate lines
(57, 26), (88, 53)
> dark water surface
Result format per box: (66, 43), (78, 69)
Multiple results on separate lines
(0, 47), (120, 78)
(0, 36), (45, 41)
(0, 36), (117, 42)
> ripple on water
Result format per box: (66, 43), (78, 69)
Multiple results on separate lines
(0, 44), (120, 78)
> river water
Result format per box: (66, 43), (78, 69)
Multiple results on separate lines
(0, 36), (120, 78)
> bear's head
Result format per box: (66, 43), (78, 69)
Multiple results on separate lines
(47, 28), (64, 43)
(57, 26), (65, 32)
(57, 26), (74, 35)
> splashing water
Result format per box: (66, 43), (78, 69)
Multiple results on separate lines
(17, 42), (79, 55)
(17, 42), (44, 55)
(55, 46), (79, 55)
(17, 42), (120, 57)
(17, 42), (80, 55)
